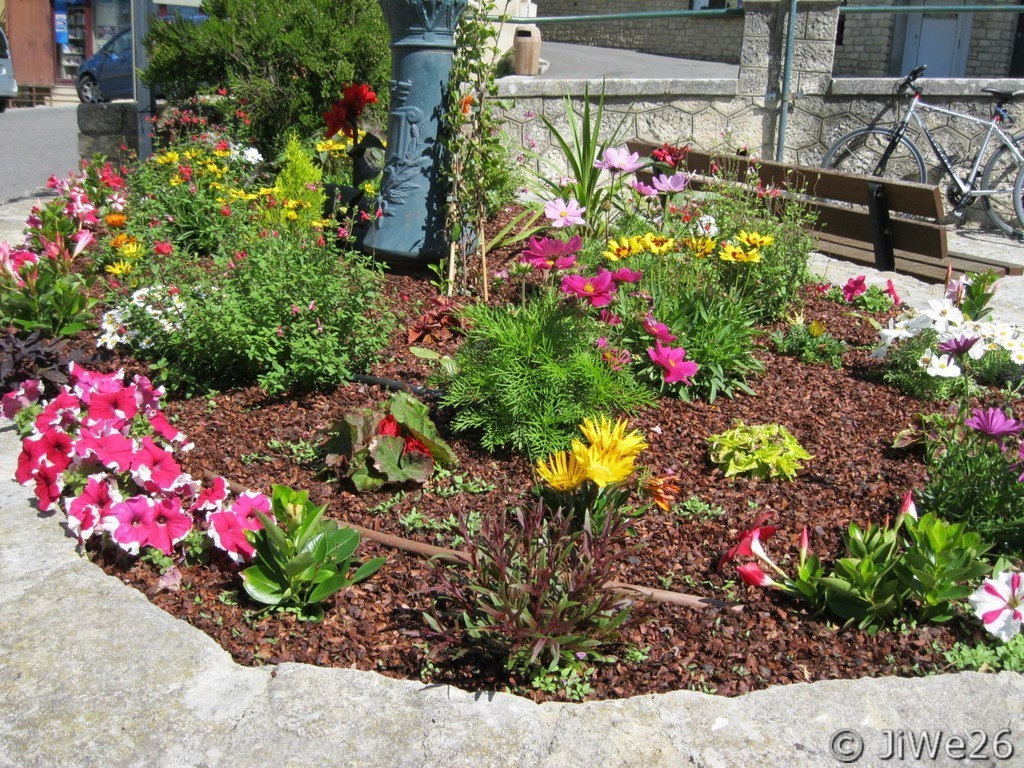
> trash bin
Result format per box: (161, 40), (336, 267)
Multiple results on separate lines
(513, 25), (541, 76)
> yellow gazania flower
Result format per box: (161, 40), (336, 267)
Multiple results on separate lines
(578, 416), (648, 460)
(285, 210), (299, 221)
(154, 150), (179, 165)
(602, 236), (636, 262)
(106, 259), (134, 276)
(682, 236), (716, 258)
(104, 212), (127, 229)
(536, 450), (587, 492)
(571, 441), (638, 488)
(736, 230), (775, 249)
(119, 241), (144, 260)
(642, 233), (676, 256)
(169, 175), (184, 187)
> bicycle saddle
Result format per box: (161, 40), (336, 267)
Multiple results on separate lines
(981, 88), (1024, 104)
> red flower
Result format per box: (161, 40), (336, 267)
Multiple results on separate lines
(717, 513), (777, 571)
(323, 83), (378, 138)
(403, 436), (430, 457)
(154, 241), (173, 256)
(378, 414), (401, 437)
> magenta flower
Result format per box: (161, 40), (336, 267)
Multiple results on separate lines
(229, 491), (273, 530)
(594, 145), (644, 175)
(631, 179), (658, 198)
(899, 490), (918, 520)
(84, 386), (139, 428)
(74, 427), (136, 473)
(34, 389), (82, 432)
(521, 235), (583, 270)
(66, 475), (120, 541)
(737, 562), (777, 587)
(717, 513), (777, 570)
(652, 173), (689, 194)
(647, 340), (699, 385)
(208, 509), (256, 563)
(642, 314), (677, 343)
(885, 278), (902, 306)
(598, 309), (622, 326)
(130, 436), (184, 494)
(146, 497), (193, 555)
(104, 495), (156, 555)
(610, 267), (643, 284)
(969, 571), (1024, 641)
(69, 364), (125, 404)
(842, 275), (867, 302)
(560, 270), (617, 307)
(1, 379), (42, 419)
(16, 428), (73, 486)
(191, 476), (229, 516)
(964, 407), (1023, 438)
(543, 197), (587, 228)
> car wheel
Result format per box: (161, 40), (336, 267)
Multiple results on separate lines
(77, 75), (103, 104)
(0, 99), (7, 113)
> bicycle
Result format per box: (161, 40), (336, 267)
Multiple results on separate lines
(820, 65), (1024, 237)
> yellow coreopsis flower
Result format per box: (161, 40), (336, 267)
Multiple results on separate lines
(536, 450), (587, 492)
(736, 230), (775, 249)
(682, 236), (716, 258)
(718, 242), (746, 262)
(602, 237), (636, 262)
(628, 234), (651, 255)
(642, 233), (676, 256)
(154, 151), (179, 165)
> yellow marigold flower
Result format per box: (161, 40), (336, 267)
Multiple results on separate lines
(104, 212), (127, 229)
(736, 230), (775, 249)
(682, 236), (716, 258)
(169, 175), (184, 187)
(106, 259), (133, 276)
(154, 151), (179, 165)
(602, 237), (636, 262)
(640, 473), (680, 511)
(536, 450), (587, 492)
(572, 441), (638, 488)
(628, 234), (650, 255)
(578, 416), (648, 460)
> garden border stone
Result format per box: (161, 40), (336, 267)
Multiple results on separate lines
(1, 414), (1023, 767)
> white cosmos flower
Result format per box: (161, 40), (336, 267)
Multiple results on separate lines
(926, 354), (961, 378)
(922, 299), (964, 334)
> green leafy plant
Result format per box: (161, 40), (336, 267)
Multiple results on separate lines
(269, 133), (326, 235)
(240, 484), (385, 620)
(707, 421), (813, 481)
(425, 499), (635, 672)
(943, 633), (1024, 672)
(438, 291), (653, 457)
(322, 391), (459, 491)
(770, 316), (846, 368)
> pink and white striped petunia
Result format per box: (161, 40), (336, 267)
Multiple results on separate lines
(969, 571), (1024, 642)
(208, 509), (256, 563)
(146, 497), (193, 555)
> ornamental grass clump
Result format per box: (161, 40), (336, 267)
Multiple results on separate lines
(707, 420), (812, 481)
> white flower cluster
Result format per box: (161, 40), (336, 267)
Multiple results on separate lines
(98, 286), (186, 351)
(229, 143), (263, 165)
(873, 297), (1024, 378)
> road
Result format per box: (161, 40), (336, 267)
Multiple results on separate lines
(0, 105), (81, 203)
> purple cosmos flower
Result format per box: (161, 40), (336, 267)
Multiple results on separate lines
(964, 407), (1024, 438)
(594, 146), (644, 175)
(652, 173), (689, 194)
(647, 340), (699, 385)
(598, 309), (622, 325)
(560, 270), (617, 307)
(544, 197), (587, 228)
(631, 179), (658, 198)
(937, 335), (981, 358)
(969, 571), (1024, 641)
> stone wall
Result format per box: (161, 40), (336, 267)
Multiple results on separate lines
(536, 0), (744, 64)
(78, 102), (138, 158)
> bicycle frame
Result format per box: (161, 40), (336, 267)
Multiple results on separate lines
(892, 94), (1024, 201)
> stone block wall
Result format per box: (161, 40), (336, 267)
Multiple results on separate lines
(78, 102), (138, 158)
(536, 0), (744, 64)
(967, 3), (1017, 77)
(832, 0), (896, 77)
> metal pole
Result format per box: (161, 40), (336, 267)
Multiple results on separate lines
(131, 0), (153, 160)
(775, 0), (799, 162)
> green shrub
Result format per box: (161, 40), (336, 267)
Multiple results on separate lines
(143, 0), (391, 157)
(438, 292), (654, 457)
(708, 420), (812, 481)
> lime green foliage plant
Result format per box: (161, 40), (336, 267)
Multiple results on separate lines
(323, 391), (459, 491)
(241, 484), (385, 620)
(437, 291), (654, 457)
(143, 0), (390, 157)
(425, 499), (635, 673)
(270, 134), (326, 235)
(707, 421), (812, 481)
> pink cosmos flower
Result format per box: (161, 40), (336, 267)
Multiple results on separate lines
(154, 241), (174, 256)
(521, 235), (582, 271)
(594, 146), (644, 175)
(104, 495), (155, 555)
(647, 340), (699, 385)
(969, 571), (1024, 642)
(66, 475), (121, 541)
(842, 275), (867, 302)
(652, 173), (689, 194)
(560, 270), (617, 307)
(1, 379), (42, 419)
(610, 267), (643, 284)
(642, 314), (677, 343)
(543, 197), (586, 228)
(146, 497), (193, 555)
(208, 509), (256, 563)
(631, 179), (658, 198)
(885, 278), (902, 306)
(598, 309), (621, 325)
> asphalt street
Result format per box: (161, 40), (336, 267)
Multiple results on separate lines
(0, 104), (80, 203)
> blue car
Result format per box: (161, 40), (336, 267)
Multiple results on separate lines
(76, 28), (135, 103)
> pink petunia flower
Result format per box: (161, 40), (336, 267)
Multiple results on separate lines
(543, 198), (586, 228)
(84, 385), (139, 428)
(1, 379), (42, 419)
(74, 426), (136, 473)
(34, 389), (82, 432)
(104, 495), (155, 555)
(647, 340), (699, 385)
(642, 314), (677, 343)
(885, 278), (902, 306)
(842, 275), (867, 302)
(146, 497), (193, 555)
(560, 270), (617, 307)
(191, 476), (229, 516)
(969, 571), (1024, 642)
(208, 509), (256, 563)
(130, 436), (184, 494)
(229, 491), (273, 530)
(69, 364), (125, 404)
(66, 475), (121, 541)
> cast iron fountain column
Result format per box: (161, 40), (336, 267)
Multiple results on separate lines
(358, 0), (469, 265)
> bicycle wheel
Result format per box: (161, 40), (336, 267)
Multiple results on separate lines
(821, 127), (927, 183)
(981, 132), (1024, 236)
(1013, 161), (1024, 234)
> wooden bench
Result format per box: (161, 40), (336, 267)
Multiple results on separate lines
(628, 140), (1024, 282)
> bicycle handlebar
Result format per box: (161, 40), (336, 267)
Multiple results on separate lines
(897, 64), (927, 93)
